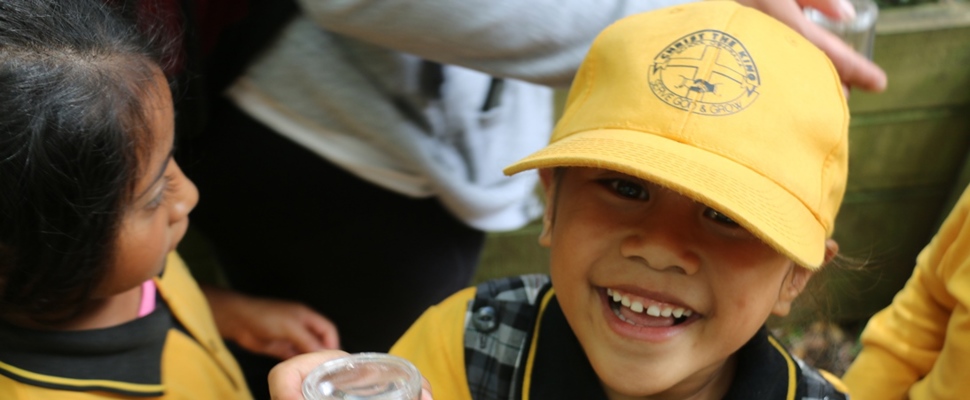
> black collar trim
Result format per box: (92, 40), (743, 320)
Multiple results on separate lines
(0, 294), (172, 397)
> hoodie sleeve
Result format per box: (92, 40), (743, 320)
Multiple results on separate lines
(844, 185), (970, 400)
(296, 0), (693, 87)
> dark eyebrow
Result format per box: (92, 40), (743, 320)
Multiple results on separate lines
(135, 147), (176, 200)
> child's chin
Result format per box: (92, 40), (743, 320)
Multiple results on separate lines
(599, 375), (678, 399)
(586, 348), (680, 394)
(170, 224), (189, 252)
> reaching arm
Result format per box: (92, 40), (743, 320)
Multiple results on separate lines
(297, 0), (885, 91)
(298, 0), (689, 87)
(202, 285), (340, 360)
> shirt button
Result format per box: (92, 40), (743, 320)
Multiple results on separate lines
(472, 306), (498, 332)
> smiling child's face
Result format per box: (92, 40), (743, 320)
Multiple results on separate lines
(540, 167), (812, 400)
(94, 69), (198, 298)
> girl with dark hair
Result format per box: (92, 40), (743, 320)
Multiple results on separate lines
(0, 0), (336, 398)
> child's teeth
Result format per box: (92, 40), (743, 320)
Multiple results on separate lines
(608, 288), (694, 319)
(613, 306), (635, 325)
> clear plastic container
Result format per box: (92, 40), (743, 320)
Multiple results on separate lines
(804, 0), (879, 59)
(302, 353), (422, 400)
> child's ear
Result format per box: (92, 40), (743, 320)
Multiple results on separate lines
(538, 169), (556, 248)
(771, 265), (813, 317)
(772, 239), (838, 316)
(822, 238), (840, 265)
(772, 239), (839, 317)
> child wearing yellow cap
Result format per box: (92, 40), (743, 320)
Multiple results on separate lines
(390, 2), (850, 399)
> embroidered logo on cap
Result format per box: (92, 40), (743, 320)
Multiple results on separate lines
(648, 30), (760, 116)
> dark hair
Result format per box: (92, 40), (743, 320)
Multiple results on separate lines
(0, 0), (169, 322)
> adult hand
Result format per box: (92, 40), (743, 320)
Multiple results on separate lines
(268, 351), (435, 400)
(202, 285), (340, 360)
(738, 0), (888, 92)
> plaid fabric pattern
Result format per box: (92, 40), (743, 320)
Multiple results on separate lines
(464, 274), (550, 400)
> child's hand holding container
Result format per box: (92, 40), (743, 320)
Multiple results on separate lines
(269, 351), (430, 400)
(303, 353), (423, 400)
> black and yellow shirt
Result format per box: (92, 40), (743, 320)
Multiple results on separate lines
(391, 274), (850, 400)
(0, 253), (251, 399)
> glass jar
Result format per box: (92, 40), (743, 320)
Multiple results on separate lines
(302, 353), (422, 400)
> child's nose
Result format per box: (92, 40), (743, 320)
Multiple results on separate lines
(620, 208), (701, 275)
(168, 161), (198, 223)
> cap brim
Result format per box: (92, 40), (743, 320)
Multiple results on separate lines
(504, 129), (825, 268)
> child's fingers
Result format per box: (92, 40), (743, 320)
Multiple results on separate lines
(420, 377), (433, 400)
(237, 334), (300, 360)
(232, 333), (270, 357)
(738, 0), (812, 32)
(737, 0), (887, 92)
(272, 311), (340, 354)
(268, 350), (350, 400)
(283, 323), (329, 355)
(232, 329), (301, 360)
(304, 314), (341, 350)
(263, 341), (301, 360)
(798, 0), (856, 21)
(797, 15), (886, 92)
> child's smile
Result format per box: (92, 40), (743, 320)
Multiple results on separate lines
(539, 167), (810, 399)
(606, 288), (695, 328)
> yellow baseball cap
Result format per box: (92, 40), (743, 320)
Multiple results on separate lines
(504, 1), (849, 269)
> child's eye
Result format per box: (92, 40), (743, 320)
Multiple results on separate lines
(704, 207), (740, 227)
(603, 179), (650, 200)
(145, 176), (174, 210)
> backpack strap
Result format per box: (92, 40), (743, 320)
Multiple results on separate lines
(794, 358), (849, 400)
(464, 274), (551, 400)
